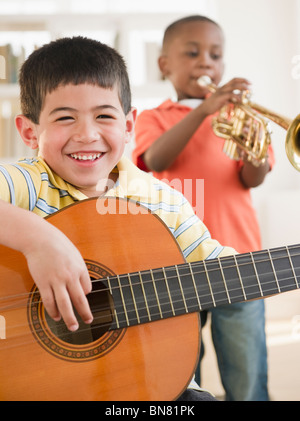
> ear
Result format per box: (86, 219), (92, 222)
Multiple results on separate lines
(124, 107), (137, 144)
(15, 115), (39, 150)
(158, 54), (170, 78)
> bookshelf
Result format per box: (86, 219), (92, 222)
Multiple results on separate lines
(0, 12), (185, 161)
(0, 0), (217, 159)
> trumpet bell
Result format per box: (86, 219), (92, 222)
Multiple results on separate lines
(286, 115), (300, 171)
(198, 75), (300, 171)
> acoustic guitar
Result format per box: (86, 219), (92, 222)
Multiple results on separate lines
(0, 197), (299, 401)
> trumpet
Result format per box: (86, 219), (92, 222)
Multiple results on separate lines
(198, 75), (300, 171)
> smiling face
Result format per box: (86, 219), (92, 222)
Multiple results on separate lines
(159, 20), (225, 100)
(16, 83), (136, 197)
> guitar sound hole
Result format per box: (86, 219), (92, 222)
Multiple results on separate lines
(45, 279), (114, 345)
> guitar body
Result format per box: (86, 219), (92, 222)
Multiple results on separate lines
(0, 198), (200, 401)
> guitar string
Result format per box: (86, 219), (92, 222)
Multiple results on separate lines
(0, 245), (300, 306)
(0, 245), (299, 307)
(2, 260), (298, 317)
(0, 271), (299, 349)
(0, 273), (299, 352)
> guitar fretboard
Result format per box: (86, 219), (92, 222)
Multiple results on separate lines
(105, 244), (300, 330)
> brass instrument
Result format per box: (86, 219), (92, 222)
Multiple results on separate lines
(198, 75), (300, 171)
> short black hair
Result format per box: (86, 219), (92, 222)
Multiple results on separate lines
(162, 15), (222, 51)
(19, 36), (131, 123)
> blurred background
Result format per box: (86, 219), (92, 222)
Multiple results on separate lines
(0, 0), (299, 400)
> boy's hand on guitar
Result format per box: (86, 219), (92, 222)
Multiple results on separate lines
(0, 200), (93, 332)
(24, 223), (93, 331)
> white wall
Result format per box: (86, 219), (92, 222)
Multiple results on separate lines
(130, 0), (300, 249)
(213, 0), (300, 248)
(1, 0), (299, 249)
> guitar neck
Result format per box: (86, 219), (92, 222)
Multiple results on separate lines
(106, 244), (300, 330)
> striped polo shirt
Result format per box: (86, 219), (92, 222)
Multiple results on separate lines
(0, 155), (235, 263)
(0, 154), (236, 393)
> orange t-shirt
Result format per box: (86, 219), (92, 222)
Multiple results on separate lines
(132, 99), (275, 253)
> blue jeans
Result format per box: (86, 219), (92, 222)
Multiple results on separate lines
(195, 300), (269, 401)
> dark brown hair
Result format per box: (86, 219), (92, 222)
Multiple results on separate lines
(19, 36), (132, 123)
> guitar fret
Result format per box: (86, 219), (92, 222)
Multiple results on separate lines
(268, 246), (300, 293)
(105, 245), (300, 330)
(117, 275), (129, 326)
(138, 271), (152, 322)
(267, 250), (281, 293)
(162, 267), (175, 316)
(286, 246), (299, 288)
(288, 245), (300, 288)
(116, 274), (142, 327)
(127, 273), (140, 324)
(233, 255), (247, 300)
(149, 269), (163, 319)
(197, 259), (231, 307)
(202, 260), (216, 307)
(176, 263), (205, 312)
(250, 252), (263, 296)
(188, 263), (202, 310)
(175, 264), (188, 313)
(107, 276), (120, 329)
(217, 259), (231, 304)
(251, 249), (282, 296)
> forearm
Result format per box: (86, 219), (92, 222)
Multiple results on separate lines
(143, 78), (252, 173)
(0, 199), (93, 331)
(0, 199), (70, 256)
(239, 158), (270, 188)
(0, 199), (47, 253)
(143, 105), (210, 172)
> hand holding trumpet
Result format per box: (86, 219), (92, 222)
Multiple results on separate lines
(197, 75), (300, 171)
(198, 76), (251, 117)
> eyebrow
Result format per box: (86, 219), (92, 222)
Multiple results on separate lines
(185, 41), (222, 48)
(49, 105), (120, 116)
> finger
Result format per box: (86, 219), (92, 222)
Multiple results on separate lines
(80, 268), (93, 296)
(41, 287), (61, 322)
(224, 79), (251, 95)
(68, 283), (93, 326)
(229, 77), (251, 86)
(54, 288), (81, 332)
(231, 93), (243, 103)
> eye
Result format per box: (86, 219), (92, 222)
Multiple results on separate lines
(210, 50), (223, 61)
(186, 50), (199, 58)
(56, 116), (74, 121)
(211, 54), (222, 60)
(97, 114), (114, 120)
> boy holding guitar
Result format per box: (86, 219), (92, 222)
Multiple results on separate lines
(0, 36), (243, 400)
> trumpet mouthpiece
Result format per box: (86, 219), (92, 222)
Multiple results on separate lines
(197, 75), (212, 87)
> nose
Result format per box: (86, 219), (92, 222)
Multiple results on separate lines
(72, 119), (100, 143)
(197, 51), (213, 69)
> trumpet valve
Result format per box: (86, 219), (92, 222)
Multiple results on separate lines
(223, 140), (239, 160)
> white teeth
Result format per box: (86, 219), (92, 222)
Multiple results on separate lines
(70, 153), (102, 161)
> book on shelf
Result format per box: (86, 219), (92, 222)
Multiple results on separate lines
(0, 44), (25, 84)
(0, 97), (28, 160)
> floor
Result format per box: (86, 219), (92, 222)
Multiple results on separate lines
(200, 289), (300, 401)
